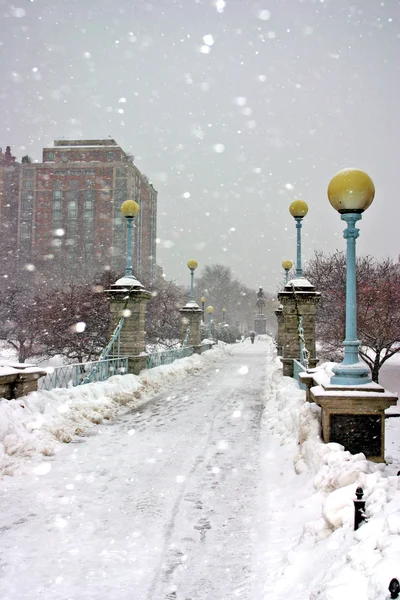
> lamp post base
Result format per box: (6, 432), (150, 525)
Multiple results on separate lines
(330, 362), (371, 386)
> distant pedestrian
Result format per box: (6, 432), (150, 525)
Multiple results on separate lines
(250, 331), (255, 344)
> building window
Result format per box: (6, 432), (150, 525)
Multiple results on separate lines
(23, 169), (34, 179)
(53, 191), (62, 199)
(47, 152), (55, 160)
(68, 201), (78, 219)
(84, 191), (95, 202)
(116, 178), (127, 190)
(23, 179), (33, 189)
(107, 152), (114, 161)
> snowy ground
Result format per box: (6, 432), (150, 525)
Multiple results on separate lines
(1, 339), (400, 599)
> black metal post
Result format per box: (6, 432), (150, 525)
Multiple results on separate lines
(354, 487), (366, 530)
(389, 578), (400, 599)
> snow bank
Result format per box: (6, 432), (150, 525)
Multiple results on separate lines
(0, 346), (226, 478)
(266, 356), (400, 599)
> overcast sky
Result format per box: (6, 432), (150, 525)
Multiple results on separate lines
(1, 0), (400, 291)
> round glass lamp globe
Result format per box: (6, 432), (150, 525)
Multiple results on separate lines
(200, 296), (206, 303)
(289, 199), (308, 218)
(187, 259), (198, 270)
(282, 259), (293, 271)
(328, 168), (375, 213)
(121, 200), (139, 217)
(206, 305), (214, 314)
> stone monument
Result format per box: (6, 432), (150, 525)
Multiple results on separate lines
(254, 287), (267, 335)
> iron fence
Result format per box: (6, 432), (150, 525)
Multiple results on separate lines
(38, 357), (129, 391)
(293, 358), (306, 390)
(146, 346), (194, 369)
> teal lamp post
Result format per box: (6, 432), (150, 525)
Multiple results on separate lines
(206, 305), (214, 339)
(282, 259), (293, 285)
(328, 168), (375, 386)
(121, 200), (140, 277)
(289, 200), (308, 277)
(201, 296), (206, 322)
(187, 259), (198, 302)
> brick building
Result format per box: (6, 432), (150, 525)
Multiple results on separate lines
(8, 139), (157, 281)
(0, 147), (20, 260)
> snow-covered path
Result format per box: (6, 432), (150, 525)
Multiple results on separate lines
(0, 342), (274, 600)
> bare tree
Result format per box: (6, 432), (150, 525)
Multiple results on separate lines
(145, 279), (187, 349)
(304, 251), (400, 382)
(194, 264), (277, 334)
(0, 286), (45, 362)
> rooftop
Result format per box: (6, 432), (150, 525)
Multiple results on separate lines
(53, 139), (118, 147)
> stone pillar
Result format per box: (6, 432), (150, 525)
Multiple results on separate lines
(278, 277), (321, 377)
(179, 301), (203, 353)
(106, 275), (152, 375)
(254, 315), (267, 335)
(310, 382), (397, 462)
(275, 305), (284, 356)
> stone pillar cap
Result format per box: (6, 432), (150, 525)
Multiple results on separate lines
(285, 277), (315, 291)
(105, 275), (146, 293)
(180, 301), (202, 312)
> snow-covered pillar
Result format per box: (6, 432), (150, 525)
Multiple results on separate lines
(274, 305), (284, 356)
(278, 277), (321, 377)
(179, 301), (203, 353)
(106, 275), (152, 375)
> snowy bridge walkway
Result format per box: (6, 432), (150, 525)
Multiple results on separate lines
(0, 340), (297, 600)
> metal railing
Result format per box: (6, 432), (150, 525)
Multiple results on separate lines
(292, 358), (306, 390)
(146, 346), (194, 369)
(81, 316), (125, 385)
(38, 357), (129, 391)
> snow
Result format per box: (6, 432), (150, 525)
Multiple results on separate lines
(1, 339), (400, 599)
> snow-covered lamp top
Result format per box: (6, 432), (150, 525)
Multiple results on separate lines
(187, 259), (198, 270)
(282, 259), (293, 271)
(121, 199), (139, 218)
(328, 168), (375, 214)
(289, 199), (308, 218)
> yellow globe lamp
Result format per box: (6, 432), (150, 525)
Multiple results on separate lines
(327, 168), (375, 213)
(289, 199), (308, 218)
(282, 259), (293, 271)
(187, 259), (198, 302)
(289, 200), (308, 277)
(121, 200), (139, 278)
(187, 259), (198, 270)
(327, 168), (375, 386)
(282, 259), (293, 285)
(121, 199), (140, 218)
(200, 296), (206, 303)
(206, 305), (214, 314)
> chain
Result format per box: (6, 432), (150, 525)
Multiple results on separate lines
(290, 282), (310, 369)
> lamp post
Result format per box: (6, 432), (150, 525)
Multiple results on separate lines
(328, 168), (375, 386)
(120, 200), (140, 278)
(289, 200), (308, 277)
(206, 305), (214, 339)
(222, 307), (226, 323)
(187, 259), (198, 303)
(282, 259), (293, 285)
(201, 296), (206, 322)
